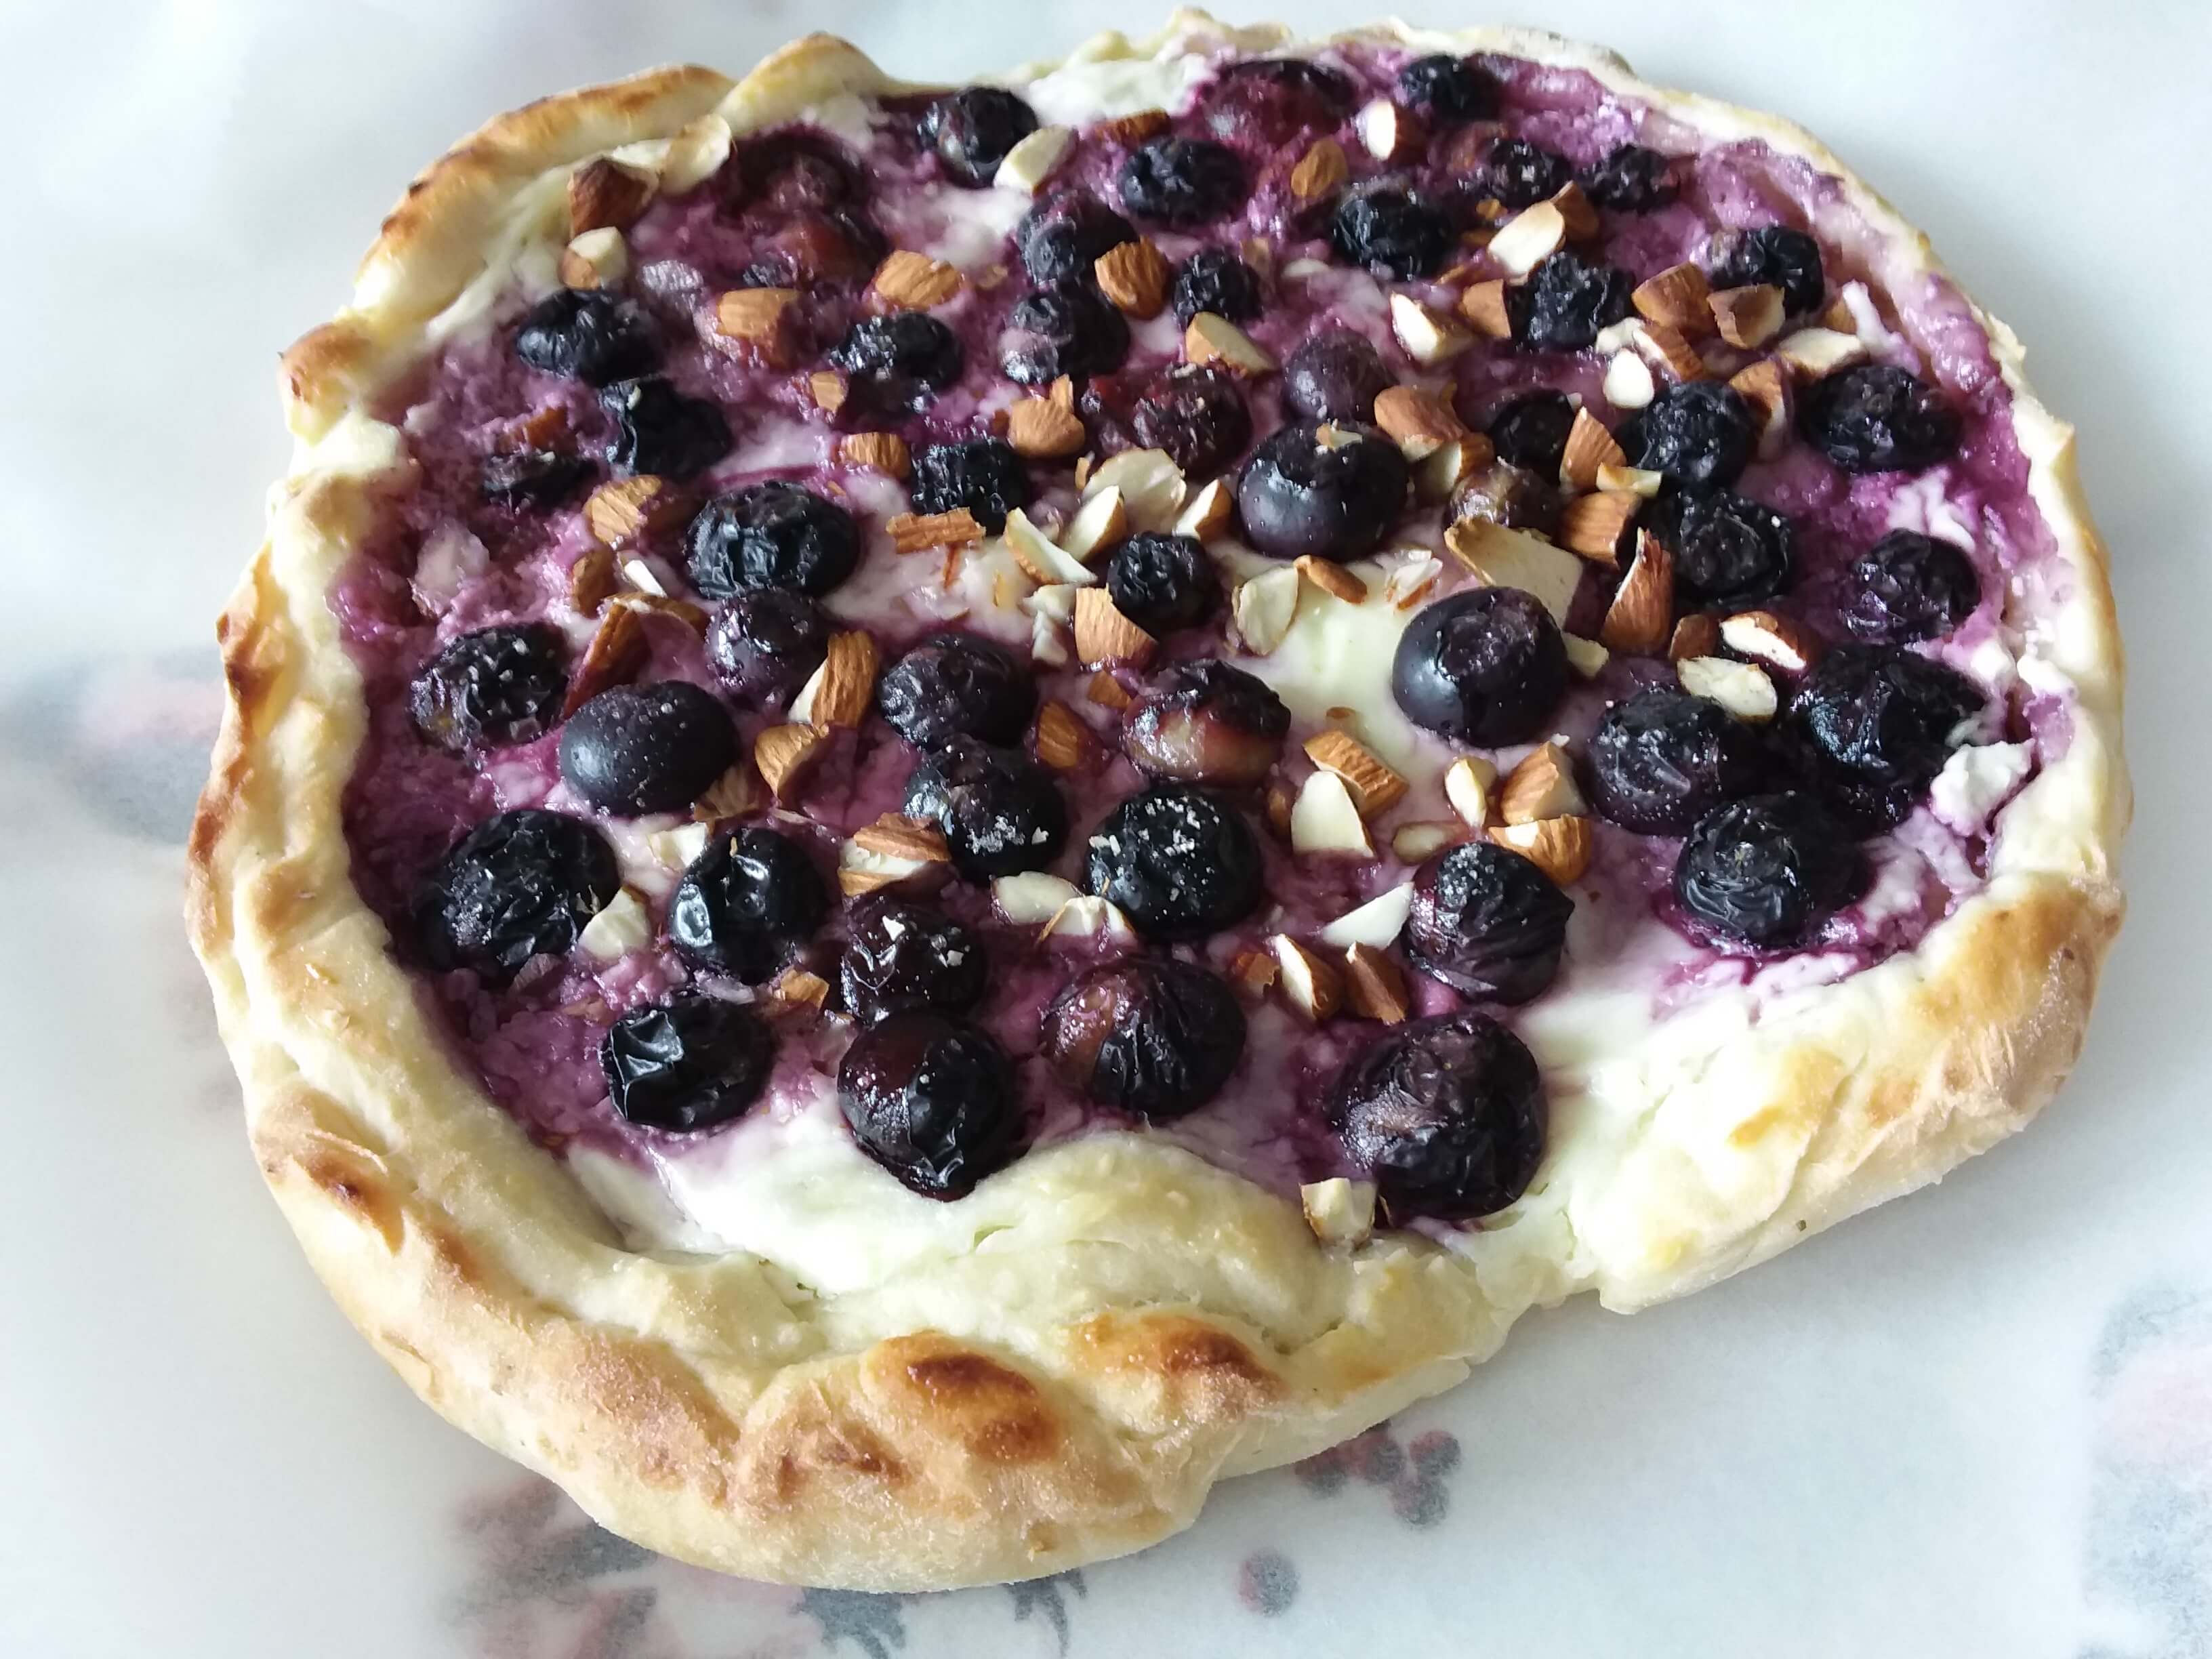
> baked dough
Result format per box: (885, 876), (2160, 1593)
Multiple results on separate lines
(188, 12), (2126, 1589)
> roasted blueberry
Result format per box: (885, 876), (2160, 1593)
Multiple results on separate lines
(830, 312), (964, 414)
(919, 86), (1040, 187)
(729, 131), (862, 209)
(1446, 460), (1561, 536)
(409, 623), (567, 753)
(480, 448), (592, 508)
(1508, 252), (1635, 352)
(1643, 490), (1795, 611)
(1843, 530), (1981, 644)
(412, 808), (619, 985)
(1330, 1010), (1547, 1221)
(703, 590), (830, 707)
(1085, 783), (1264, 941)
(1487, 390), (1578, 476)
(908, 438), (1031, 535)
(1132, 363), (1252, 479)
(600, 994), (775, 1132)
(839, 1012), (1023, 1199)
(599, 377), (733, 480)
(668, 825), (830, 981)
(1000, 280), (1131, 384)
(1171, 246), (1265, 329)
(1404, 840), (1574, 1004)
(558, 680), (739, 815)
(513, 289), (660, 386)
(1786, 645), (1985, 798)
(839, 898), (988, 1022)
(1107, 533), (1221, 636)
(876, 633), (1034, 749)
(747, 206), (887, 285)
(1484, 138), (1573, 209)
(1118, 137), (1247, 226)
(1236, 420), (1410, 563)
(902, 735), (1067, 879)
(683, 482), (859, 598)
(1395, 54), (1498, 121)
(1330, 185), (1454, 281)
(1588, 687), (1769, 834)
(1674, 792), (1864, 948)
(1581, 144), (1675, 211)
(1618, 382), (1755, 491)
(1015, 191), (1138, 286)
(1707, 224), (1825, 316)
(1282, 330), (1390, 425)
(1392, 588), (1570, 746)
(1041, 960), (1247, 1120)
(1122, 659), (1289, 787)
(1204, 56), (1355, 144)
(1798, 363), (1963, 474)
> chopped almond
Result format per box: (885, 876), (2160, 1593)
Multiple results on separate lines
(1355, 98), (1425, 162)
(1006, 394), (1086, 459)
(1233, 565), (1303, 655)
(1709, 283), (1785, 349)
(1599, 531), (1675, 655)
(1289, 771), (1374, 856)
(1490, 816), (1595, 884)
(1443, 520), (1586, 622)
(886, 509), (984, 554)
(584, 475), (689, 547)
(1290, 136), (1350, 199)
(1390, 293), (1471, 365)
(1305, 730), (1408, 818)
(769, 967), (832, 1010)
(567, 547), (617, 616)
(1490, 201), (1568, 278)
(1414, 433), (1492, 504)
(611, 592), (708, 633)
(568, 156), (656, 236)
(1391, 820), (1462, 861)
(1063, 485), (1131, 558)
(1341, 944), (1411, 1024)
(993, 125), (1073, 194)
(1677, 655), (1779, 720)
(658, 114), (733, 195)
(872, 249), (962, 308)
(1033, 700), (1089, 771)
(559, 226), (628, 290)
(1185, 312), (1276, 374)
(1727, 359), (1792, 456)
(1094, 239), (1170, 318)
(1563, 633), (1611, 678)
(1087, 670), (1134, 711)
(1636, 319), (1708, 381)
(1776, 327), (1868, 376)
(1557, 491), (1637, 565)
(1270, 935), (1345, 1023)
(1294, 554), (1368, 605)
(1603, 348), (1657, 409)
(561, 604), (647, 716)
(1631, 262), (1715, 335)
(852, 814), (950, 864)
(754, 723), (826, 800)
(1549, 181), (1599, 241)
(1231, 946), (1282, 994)
(1174, 478), (1235, 540)
(1373, 384), (1469, 461)
(1099, 108), (1172, 145)
(1719, 609), (1821, 674)
(1447, 755), (1498, 827)
(692, 764), (764, 823)
(1084, 449), (1186, 532)
(1003, 509), (1097, 586)
(806, 370), (848, 414)
(713, 287), (798, 364)
(1073, 587), (1156, 667)
(836, 431), (910, 478)
(1559, 407), (1626, 489)
(1669, 613), (1721, 662)
(1595, 463), (1664, 497)
(1302, 1176), (1378, 1246)
(806, 631), (878, 730)
(1460, 279), (1511, 339)
(1500, 742), (1588, 825)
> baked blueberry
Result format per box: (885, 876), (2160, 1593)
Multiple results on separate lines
(1203, 56), (1355, 144)
(1619, 381), (1755, 491)
(908, 438), (1031, 535)
(1798, 363), (1963, 474)
(876, 633), (1035, 748)
(1581, 144), (1675, 211)
(1391, 587), (1570, 746)
(412, 808), (619, 985)
(1405, 840), (1574, 1004)
(1446, 460), (1561, 536)
(668, 825), (831, 981)
(839, 898), (989, 1022)
(1674, 792), (1864, 948)
(1171, 246), (1264, 329)
(1483, 138), (1573, 208)
(1107, 533), (1222, 636)
(1000, 280), (1132, 384)
(729, 131), (863, 209)
(919, 86), (1040, 187)
(1282, 329), (1391, 424)
(1588, 687), (1769, 834)
(1330, 185), (1455, 281)
(830, 312), (964, 414)
(558, 681), (739, 815)
(1118, 136), (1247, 226)
(600, 994), (775, 1132)
(746, 205), (888, 286)
(703, 590), (830, 707)
(1122, 659), (1290, 787)
(408, 623), (567, 753)
(1236, 420), (1410, 563)
(683, 482), (859, 598)
(1040, 959), (1247, 1120)
(1487, 390), (1578, 477)
(1330, 1010), (1547, 1221)
(1643, 490), (1795, 611)
(1707, 224), (1825, 316)
(1787, 645), (1985, 797)
(839, 1012), (1023, 1200)
(902, 735), (1068, 879)
(1015, 191), (1138, 286)
(1085, 783), (1265, 941)
(1395, 54), (1498, 121)
(512, 289), (660, 386)
(1508, 252), (1635, 352)
(1131, 364), (1253, 479)
(599, 378), (733, 480)
(1843, 529), (1981, 644)
(480, 449), (592, 508)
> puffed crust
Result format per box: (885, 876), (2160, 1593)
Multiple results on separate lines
(188, 12), (2127, 1588)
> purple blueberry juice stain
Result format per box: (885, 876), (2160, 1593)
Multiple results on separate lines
(1237, 1549), (1300, 1616)
(1295, 1421), (1467, 1534)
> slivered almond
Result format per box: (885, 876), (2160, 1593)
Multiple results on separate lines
(1445, 756), (1497, 827)
(1355, 98), (1424, 162)
(1094, 239), (1170, 318)
(837, 431), (909, 478)
(561, 605), (649, 717)
(852, 814), (950, 865)
(1669, 613), (1721, 662)
(1099, 108), (1172, 145)
(769, 967), (831, 1010)
(1500, 742), (1588, 824)
(1033, 700), (1089, 770)
(1391, 820), (1460, 861)
(1595, 463), (1664, 497)
(1549, 182), (1599, 241)
(1231, 947), (1280, 994)
(754, 723), (825, 800)
(568, 156), (656, 236)
(1632, 262), (1715, 335)
(1391, 293), (1471, 365)
(872, 249), (962, 308)
(1295, 554), (1367, 605)
(568, 548), (617, 616)
(1559, 407), (1625, 489)
(714, 287), (798, 363)
(1490, 815), (1595, 884)
(1086, 670), (1134, 711)
(886, 509), (983, 554)
(1289, 136), (1349, 200)
(1373, 384), (1468, 461)
(1490, 200), (1567, 278)
(1719, 609), (1821, 674)
(1600, 531), (1675, 655)
(559, 226), (628, 289)
(1173, 478), (1234, 540)
(808, 630), (878, 729)
(1305, 730), (1408, 818)
(1073, 588), (1155, 667)
(1558, 491), (1637, 565)
(806, 370), (848, 414)
(1710, 283), (1785, 349)
(1636, 319), (1708, 381)
(1185, 312), (1276, 374)
(1678, 655), (1778, 720)
(1727, 358), (1792, 456)
(1342, 944), (1410, 1024)
(1270, 935), (1344, 1023)
(692, 764), (764, 823)
(584, 475), (689, 547)
(1459, 279), (1511, 339)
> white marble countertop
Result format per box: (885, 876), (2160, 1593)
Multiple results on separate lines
(2, 3), (2207, 1654)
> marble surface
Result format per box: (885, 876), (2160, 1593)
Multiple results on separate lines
(2, 3), (2208, 1654)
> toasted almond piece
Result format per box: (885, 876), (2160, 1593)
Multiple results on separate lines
(1557, 490), (1637, 565)
(1383, 550), (1445, 611)
(568, 547), (617, 616)
(852, 813), (951, 865)
(1776, 327), (1868, 376)
(569, 156), (657, 236)
(872, 249), (963, 309)
(1185, 312), (1277, 375)
(1600, 531), (1675, 655)
(1031, 613), (1071, 668)
(769, 966), (832, 1010)
(578, 886), (654, 961)
(1174, 477), (1234, 540)
(1094, 238), (1171, 318)
(584, 475), (689, 547)
(1632, 262), (1715, 335)
(1549, 181), (1599, 240)
(1821, 293), (1862, 334)
(1233, 564), (1303, 655)
(691, 764), (764, 823)
(1003, 508), (1099, 587)
(1305, 730), (1408, 818)
(559, 226), (630, 289)
(1288, 136), (1350, 200)
(1373, 384), (1468, 462)
(806, 370), (848, 414)
(1603, 348), (1657, 409)
(1290, 770), (1374, 857)
(1727, 359), (1793, 457)
(807, 630), (878, 730)
(1084, 449), (1186, 533)
(838, 844), (949, 900)
(1073, 587), (1157, 667)
(611, 591), (709, 633)
(1490, 815), (1595, 884)
(994, 124), (1073, 193)
(1318, 882), (1416, 951)
(1263, 775), (1298, 842)
(1595, 463), (1664, 497)
(1302, 1176), (1378, 1246)
(993, 872), (1080, 926)
(1351, 97), (1421, 161)
(1063, 486), (1130, 560)
(1677, 655), (1779, 720)
(1459, 279), (1511, 339)
(1636, 319), (1708, 381)
(1226, 947), (1279, 997)
(1490, 200), (1568, 278)
(1086, 670), (1134, 711)
(886, 508), (985, 554)
(1295, 554), (1368, 606)
(1034, 700), (1090, 770)
(1444, 756), (1498, 827)
(1709, 283), (1785, 349)
(1719, 609), (1822, 674)
(714, 286), (798, 363)
(1390, 293), (1472, 366)
(1414, 434), (1493, 504)
(1099, 108), (1172, 145)
(647, 821), (712, 869)
(1669, 613), (1722, 663)
(1028, 583), (1078, 624)
(561, 604), (648, 716)
(1559, 407), (1626, 490)
(1391, 819), (1461, 861)
(1340, 944), (1411, 1024)
(837, 430), (910, 478)
(754, 723), (826, 800)
(658, 114), (733, 194)
(617, 555), (669, 597)
(1500, 741), (1588, 824)
(1563, 633), (1611, 678)
(1270, 935), (1345, 1022)
(1040, 895), (1134, 943)
(1442, 520), (1587, 622)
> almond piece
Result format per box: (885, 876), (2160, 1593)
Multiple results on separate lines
(1557, 491), (1637, 565)
(648, 821), (712, 869)
(1600, 531), (1675, 655)
(1173, 477), (1234, 540)
(1373, 384), (1468, 462)
(1631, 262), (1715, 335)
(1317, 882), (1416, 951)
(1563, 633), (1611, 678)
(1229, 947), (1280, 996)
(769, 966), (831, 1010)
(994, 124), (1073, 194)
(1459, 279), (1511, 339)
(838, 819), (954, 899)
(808, 630), (879, 730)
(1073, 587), (1157, 668)
(1094, 239), (1171, 319)
(1002, 509), (1098, 587)
(1414, 434), (1493, 504)
(1490, 200), (1568, 278)
(1727, 359), (1792, 456)
(1490, 815), (1595, 884)
(851, 813), (951, 865)
(1185, 312), (1277, 375)
(1776, 327), (1868, 376)
(1549, 181), (1599, 241)
(611, 592), (709, 634)
(1500, 741), (1588, 824)
(1289, 136), (1349, 200)
(1559, 407), (1625, 489)
(1040, 896), (1134, 943)
(1099, 108), (1172, 145)
(1063, 485), (1131, 559)
(578, 886), (654, 961)
(886, 509), (984, 554)
(837, 431), (910, 478)
(1445, 756), (1498, 827)
(1033, 700), (1089, 771)
(584, 475), (689, 547)
(1270, 935), (1345, 1023)
(1233, 564), (1303, 655)
(561, 604), (648, 716)
(1086, 670), (1134, 711)
(754, 723), (826, 801)
(714, 287), (798, 363)
(559, 226), (629, 289)
(993, 872), (1081, 926)
(659, 114), (733, 194)
(806, 370), (848, 414)
(1706, 283), (1785, 350)
(1031, 613), (1071, 668)
(1391, 819), (1462, 861)
(1595, 463), (1664, 498)
(1302, 1176), (1378, 1246)
(1384, 551), (1444, 611)
(1719, 609), (1822, 674)
(1603, 348), (1658, 409)
(1669, 613), (1721, 663)
(1340, 944), (1411, 1024)
(1821, 293), (1862, 334)
(1636, 320), (1708, 382)
(1443, 520), (1586, 623)
(692, 764), (764, 823)
(569, 156), (657, 236)
(1677, 655), (1779, 720)
(1390, 293), (1472, 365)
(568, 548), (617, 616)
(872, 249), (963, 309)
(1355, 98), (1424, 162)
(1305, 730), (1408, 818)
(1084, 449), (1186, 533)
(1295, 554), (1368, 606)
(1005, 394), (1088, 459)
(1290, 771), (1374, 856)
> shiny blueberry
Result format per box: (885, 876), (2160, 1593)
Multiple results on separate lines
(600, 994), (775, 1132)
(876, 632), (1035, 749)
(703, 590), (830, 708)
(1000, 279), (1131, 384)
(480, 449), (592, 508)
(408, 623), (567, 753)
(1487, 390), (1577, 476)
(1674, 792), (1864, 949)
(1484, 138), (1573, 208)
(1843, 529), (1982, 644)
(1203, 57), (1355, 145)
(907, 438), (1031, 535)
(839, 1012), (1023, 1200)
(1330, 185), (1454, 281)
(1118, 136), (1247, 226)
(557, 680), (739, 815)
(1106, 533), (1221, 636)
(1581, 144), (1675, 211)
(1330, 1010), (1547, 1221)
(1643, 490), (1795, 611)
(919, 86), (1040, 186)
(1588, 687), (1769, 834)
(1707, 225), (1826, 316)
(1015, 191), (1138, 286)
(839, 898), (988, 1022)
(1122, 659), (1290, 788)
(598, 377), (733, 480)
(1446, 460), (1561, 536)
(1085, 783), (1264, 941)
(512, 289), (660, 386)
(411, 808), (619, 985)
(1282, 329), (1391, 424)
(1237, 420), (1410, 564)
(1395, 54), (1498, 121)
(1171, 246), (1265, 329)
(1798, 363), (1963, 474)
(902, 735), (1068, 880)
(1392, 587), (1570, 746)
(1131, 363), (1252, 479)
(683, 482), (859, 598)
(831, 312), (964, 414)
(745, 206), (888, 286)
(1508, 252), (1635, 352)
(668, 825), (830, 982)
(1786, 645), (1985, 797)
(1405, 840), (1574, 1004)
(1041, 959), (1247, 1120)
(1619, 381), (1755, 491)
